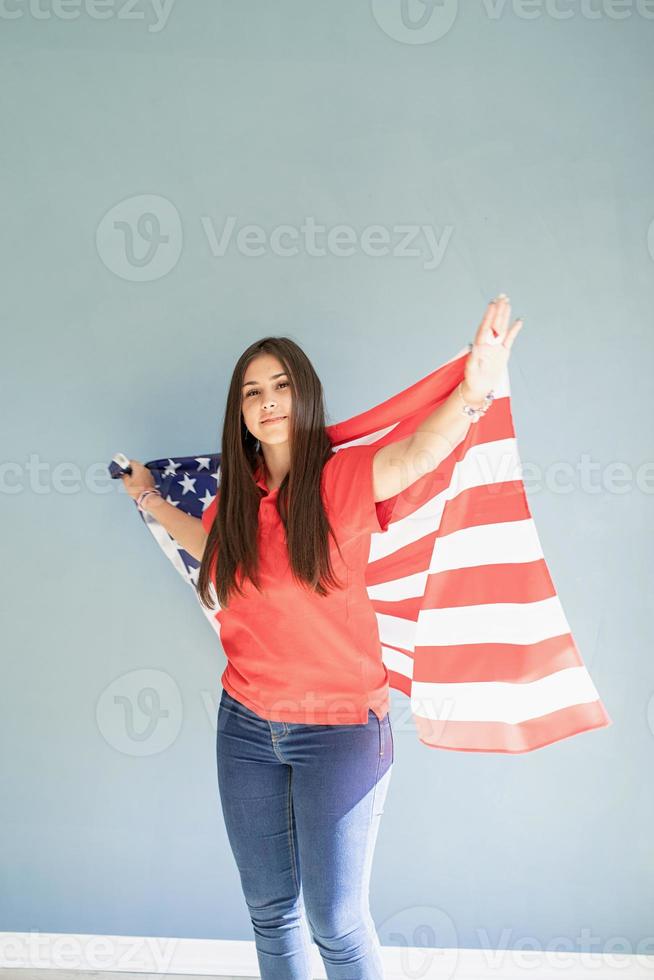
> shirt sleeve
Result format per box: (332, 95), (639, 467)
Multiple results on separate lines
(201, 493), (218, 533)
(323, 444), (393, 537)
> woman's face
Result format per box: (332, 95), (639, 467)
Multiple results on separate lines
(241, 353), (293, 446)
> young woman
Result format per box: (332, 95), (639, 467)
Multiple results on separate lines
(121, 295), (523, 980)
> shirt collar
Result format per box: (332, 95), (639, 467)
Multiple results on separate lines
(253, 458), (275, 494)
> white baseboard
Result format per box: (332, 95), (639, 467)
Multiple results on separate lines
(1, 932), (653, 979)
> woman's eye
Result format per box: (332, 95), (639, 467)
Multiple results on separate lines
(246, 382), (289, 398)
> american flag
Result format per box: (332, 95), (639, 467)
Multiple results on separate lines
(135, 344), (612, 753)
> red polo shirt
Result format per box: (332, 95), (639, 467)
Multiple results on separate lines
(200, 444), (393, 725)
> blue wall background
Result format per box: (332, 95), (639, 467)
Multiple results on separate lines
(2, 0), (652, 958)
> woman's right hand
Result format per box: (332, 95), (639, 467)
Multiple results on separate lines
(119, 459), (157, 502)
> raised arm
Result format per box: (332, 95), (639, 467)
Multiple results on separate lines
(371, 295), (523, 501)
(119, 458), (208, 563)
(140, 494), (208, 563)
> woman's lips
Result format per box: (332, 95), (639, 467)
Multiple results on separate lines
(261, 416), (287, 425)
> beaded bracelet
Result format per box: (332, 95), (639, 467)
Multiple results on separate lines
(136, 488), (162, 512)
(457, 381), (495, 424)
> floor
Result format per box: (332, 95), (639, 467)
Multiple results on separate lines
(0, 973), (259, 980)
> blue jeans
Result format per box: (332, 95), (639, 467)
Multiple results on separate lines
(216, 688), (394, 980)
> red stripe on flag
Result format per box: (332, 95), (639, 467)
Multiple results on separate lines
(414, 700), (612, 754)
(412, 633), (584, 684)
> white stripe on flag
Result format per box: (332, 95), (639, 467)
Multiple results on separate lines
(430, 518), (545, 573)
(411, 665), (602, 724)
(415, 595), (572, 647)
(376, 611), (419, 654)
(381, 644), (414, 680)
(450, 435), (522, 497)
(370, 486), (448, 560)
(367, 569), (429, 603)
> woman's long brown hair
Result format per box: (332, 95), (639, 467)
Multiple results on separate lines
(196, 336), (346, 611)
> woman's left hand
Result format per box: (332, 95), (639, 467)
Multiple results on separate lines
(463, 294), (524, 401)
